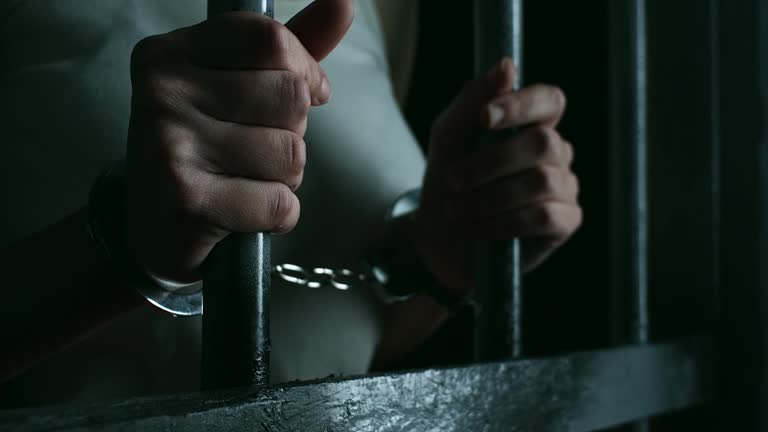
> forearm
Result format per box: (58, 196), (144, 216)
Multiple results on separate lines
(373, 294), (450, 370)
(0, 208), (144, 382)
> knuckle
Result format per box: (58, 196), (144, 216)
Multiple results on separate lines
(284, 132), (306, 186)
(285, 73), (311, 116)
(563, 140), (575, 164)
(155, 127), (206, 216)
(262, 20), (291, 61)
(529, 165), (559, 195)
(529, 126), (559, 159)
(163, 127), (199, 167)
(530, 202), (582, 235)
(130, 35), (163, 76)
(169, 163), (207, 218)
(130, 53), (193, 113)
(570, 173), (581, 197)
(130, 35), (179, 85)
(532, 202), (561, 231)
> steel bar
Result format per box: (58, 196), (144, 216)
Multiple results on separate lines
(201, 0), (274, 390)
(473, 0), (524, 362)
(0, 338), (716, 432)
(610, 0), (649, 348)
(609, 0), (649, 349)
(609, 0), (649, 429)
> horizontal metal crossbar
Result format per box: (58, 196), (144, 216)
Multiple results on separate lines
(0, 337), (715, 432)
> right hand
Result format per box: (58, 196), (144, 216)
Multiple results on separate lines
(125, 0), (354, 282)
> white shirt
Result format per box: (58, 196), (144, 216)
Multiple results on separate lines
(0, 0), (425, 405)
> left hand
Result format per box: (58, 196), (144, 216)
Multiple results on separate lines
(413, 58), (582, 293)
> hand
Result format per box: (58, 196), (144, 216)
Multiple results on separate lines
(414, 58), (582, 292)
(125, 0), (355, 282)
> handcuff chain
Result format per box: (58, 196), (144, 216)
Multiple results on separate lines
(272, 263), (369, 291)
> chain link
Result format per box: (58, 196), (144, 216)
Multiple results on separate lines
(272, 264), (370, 291)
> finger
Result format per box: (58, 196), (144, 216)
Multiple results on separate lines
(286, 0), (355, 62)
(188, 69), (310, 133)
(450, 126), (573, 191)
(485, 84), (567, 130)
(173, 13), (331, 105)
(431, 58), (518, 152)
(562, 139), (575, 167)
(470, 201), (583, 241)
(447, 166), (580, 223)
(200, 124), (305, 190)
(200, 174), (301, 234)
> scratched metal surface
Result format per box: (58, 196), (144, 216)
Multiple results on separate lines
(0, 337), (715, 432)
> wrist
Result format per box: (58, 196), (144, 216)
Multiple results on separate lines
(407, 211), (473, 294)
(88, 161), (203, 316)
(366, 190), (475, 314)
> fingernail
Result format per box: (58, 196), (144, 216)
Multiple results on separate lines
(487, 104), (505, 128)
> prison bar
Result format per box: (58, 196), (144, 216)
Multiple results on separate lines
(473, 0), (524, 362)
(610, 0), (649, 347)
(200, 0), (274, 391)
(610, 0), (650, 430)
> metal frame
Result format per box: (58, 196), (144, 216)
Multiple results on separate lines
(0, 338), (715, 432)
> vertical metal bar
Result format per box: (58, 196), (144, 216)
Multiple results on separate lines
(610, 0), (649, 429)
(208, 0), (274, 17)
(630, 0), (650, 348)
(473, 0), (524, 362)
(201, 0), (274, 390)
(610, 0), (649, 348)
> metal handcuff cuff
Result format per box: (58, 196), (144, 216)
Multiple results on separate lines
(88, 165), (469, 317)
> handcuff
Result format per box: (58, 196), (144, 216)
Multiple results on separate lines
(88, 165), (470, 317)
(86, 161), (203, 316)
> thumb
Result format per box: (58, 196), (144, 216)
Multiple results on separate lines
(285, 0), (355, 62)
